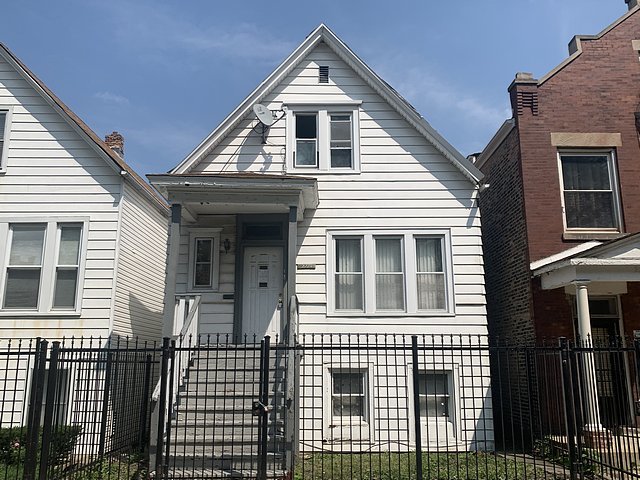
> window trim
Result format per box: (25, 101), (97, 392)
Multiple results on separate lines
(326, 229), (455, 317)
(0, 106), (13, 173)
(323, 363), (375, 443)
(187, 228), (222, 292)
(557, 149), (622, 234)
(285, 104), (361, 173)
(0, 218), (88, 316)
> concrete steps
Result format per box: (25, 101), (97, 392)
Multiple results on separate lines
(167, 349), (288, 475)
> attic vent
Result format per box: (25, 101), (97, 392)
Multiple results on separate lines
(319, 65), (329, 83)
(517, 91), (539, 116)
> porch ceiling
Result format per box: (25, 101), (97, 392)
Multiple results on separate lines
(147, 173), (318, 221)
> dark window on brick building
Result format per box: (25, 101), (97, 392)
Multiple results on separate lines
(559, 151), (619, 229)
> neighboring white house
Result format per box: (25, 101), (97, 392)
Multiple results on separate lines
(149, 25), (492, 452)
(0, 43), (169, 342)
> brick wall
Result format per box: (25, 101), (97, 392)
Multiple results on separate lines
(479, 127), (535, 345)
(513, 10), (640, 262)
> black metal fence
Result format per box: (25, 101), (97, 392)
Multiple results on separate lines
(3, 334), (640, 479)
(0, 336), (158, 480)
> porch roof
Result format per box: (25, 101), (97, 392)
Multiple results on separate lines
(147, 173), (318, 221)
(531, 232), (640, 290)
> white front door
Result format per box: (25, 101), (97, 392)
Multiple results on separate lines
(242, 246), (283, 339)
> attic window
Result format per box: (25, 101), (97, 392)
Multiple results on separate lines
(319, 66), (330, 83)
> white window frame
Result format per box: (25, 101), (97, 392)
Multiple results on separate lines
(187, 228), (222, 292)
(0, 218), (88, 316)
(285, 102), (361, 173)
(323, 362), (375, 443)
(0, 106), (13, 173)
(557, 149), (622, 233)
(326, 230), (455, 316)
(407, 365), (460, 447)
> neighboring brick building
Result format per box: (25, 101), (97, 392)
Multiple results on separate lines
(476, 1), (640, 432)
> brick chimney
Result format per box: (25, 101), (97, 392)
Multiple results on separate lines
(626, 0), (639, 10)
(104, 131), (124, 157)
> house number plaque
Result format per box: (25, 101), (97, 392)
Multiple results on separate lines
(297, 264), (316, 270)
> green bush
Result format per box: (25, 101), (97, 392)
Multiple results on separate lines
(0, 424), (82, 467)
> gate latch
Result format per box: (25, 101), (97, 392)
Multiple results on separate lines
(252, 400), (273, 416)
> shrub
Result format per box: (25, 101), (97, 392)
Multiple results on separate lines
(0, 424), (82, 467)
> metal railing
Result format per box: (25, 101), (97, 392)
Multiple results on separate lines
(0, 336), (158, 480)
(4, 333), (640, 479)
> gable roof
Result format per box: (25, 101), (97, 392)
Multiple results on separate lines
(0, 43), (168, 214)
(170, 24), (483, 184)
(538, 4), (639, 85)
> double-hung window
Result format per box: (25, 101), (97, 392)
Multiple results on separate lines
(329, 231), (453, 315)
(1, 221), (86, 313)
(0, 107), (11, 172)
(558, 150), (621, 231)
(286, 105), (360, 172)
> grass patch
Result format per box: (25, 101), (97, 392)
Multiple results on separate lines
(294, 452), (552, 480)
(67, 453), (147, 480)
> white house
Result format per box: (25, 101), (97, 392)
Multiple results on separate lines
(0, 43), (169, 452)
(0, 43), (169, 342)
(149, 25), (492, 456)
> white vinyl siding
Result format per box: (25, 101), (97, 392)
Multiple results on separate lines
(0, 53), (166, 340)
(175, 217), (236, 336)
(188, 42), (486, 336)
(111, 183), (167, 340)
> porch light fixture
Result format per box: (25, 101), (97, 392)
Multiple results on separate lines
(223, 238), (231, 254)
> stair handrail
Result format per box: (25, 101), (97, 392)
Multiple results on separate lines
(152, 294), (201, 402)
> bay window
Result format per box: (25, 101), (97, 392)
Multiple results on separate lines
(328, 230), (453, 315)
(1, 220), (86, 313)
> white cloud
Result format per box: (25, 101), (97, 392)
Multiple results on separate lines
(373, 59), (511, 154)
(97, 0), (293, 64)
(94, 91), (130, 106)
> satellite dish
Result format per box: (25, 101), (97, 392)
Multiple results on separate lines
(253, 104), (275, 127)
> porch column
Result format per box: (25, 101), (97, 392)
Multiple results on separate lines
(286, 206), (298, 345)
(575, 282), (603, 431)
(162, 204), (181, 338)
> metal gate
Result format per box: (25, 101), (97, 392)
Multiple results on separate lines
(152, 335), (292, 480)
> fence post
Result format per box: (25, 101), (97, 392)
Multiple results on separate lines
(411, 335), (424, 480)
(634, 335), (640, 417)
(38, 340), (60, 480)
(559, 337), (579, 480)
(23, 338), (47, 480)
(153, 337), (171, 479)
(139, 354), (153, 451)
(258, 335), (271, 480)
(98, 349), (113, 458)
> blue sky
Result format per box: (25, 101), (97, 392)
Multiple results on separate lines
(1, 0), (628, 174)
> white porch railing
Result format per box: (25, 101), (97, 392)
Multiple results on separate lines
(152, 294), (201, 405)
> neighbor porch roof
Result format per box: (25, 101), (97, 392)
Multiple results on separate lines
(532, 232), (640, 290)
